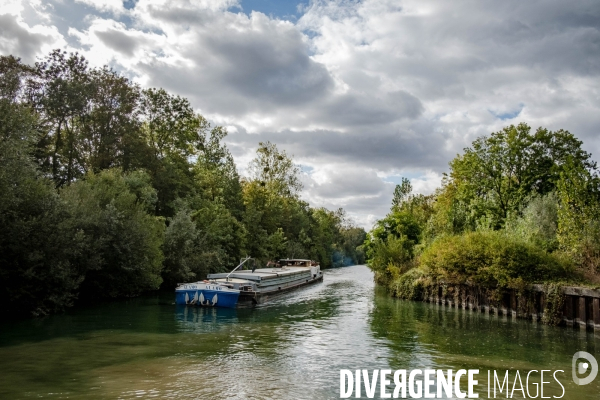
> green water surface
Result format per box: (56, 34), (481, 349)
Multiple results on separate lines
(0, 265), (598, 399)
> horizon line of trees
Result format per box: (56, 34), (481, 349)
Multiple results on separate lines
(366, 122), (600, 300)
(0, 50), (366, 317)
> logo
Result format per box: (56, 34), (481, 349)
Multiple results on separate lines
(572, 351), (598, 386)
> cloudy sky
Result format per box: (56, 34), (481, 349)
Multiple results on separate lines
(1, 0), (599, 228)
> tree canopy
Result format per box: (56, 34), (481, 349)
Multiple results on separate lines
(366, 122), (600, 298)
(0, 51), (366, 317)
(447, 123), (596, 229)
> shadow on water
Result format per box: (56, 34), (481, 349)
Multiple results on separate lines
(0, 293), (179, 347)
(0, 285), (343, 348)
(0, 267), (358, 399)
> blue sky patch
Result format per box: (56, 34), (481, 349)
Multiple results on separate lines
(238, 0), (306, 20)
(123, 0), (138, 10)
(489, 104), (524, 121)
(382, 173), (422, 185)
(299, 164), (314, 174)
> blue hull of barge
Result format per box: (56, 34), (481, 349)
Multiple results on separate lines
(175, 289), (240, 308)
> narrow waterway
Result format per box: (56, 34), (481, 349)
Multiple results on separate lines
(0, 265), (598, 399)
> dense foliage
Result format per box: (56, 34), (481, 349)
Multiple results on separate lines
(420, 231), (570, 288)
(366, 123), (600, 298)
(0, 52), (365, 317)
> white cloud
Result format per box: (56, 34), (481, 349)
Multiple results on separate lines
(74, 0), (126, 15)
(0, 3), (66, 64)
(0, 0), (25, 16)
(410, 171), (443, 195)
(1, 0), (599, 229)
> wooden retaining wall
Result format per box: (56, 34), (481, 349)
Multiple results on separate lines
(421, 284), (600, 330)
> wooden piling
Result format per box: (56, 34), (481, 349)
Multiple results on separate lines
(510, 291), (517, 318)
(564, 297), (574, 326)
(412, 283), (600, 330)
(593, 298), (600, 329)
(577, 297), (587, 327)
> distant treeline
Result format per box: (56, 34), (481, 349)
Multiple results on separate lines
(366, 123), (600, 303)
(0, 51), (366, 317)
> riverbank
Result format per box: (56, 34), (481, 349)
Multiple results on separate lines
(364, 124), (600, 334)
(386, 280), (600, 330)
(369, 229), (600, 329)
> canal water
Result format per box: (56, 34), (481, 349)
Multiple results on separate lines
(0, 265), (598, 399)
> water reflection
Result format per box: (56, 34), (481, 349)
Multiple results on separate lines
(370, 285), (600, 398)
(0, 265), (598, 399)
(176, 304), (239, 330)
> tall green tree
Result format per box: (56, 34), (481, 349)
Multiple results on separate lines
(35, 50), (93, 185)
(391, 177), (412, 209)
(447, 123), (596, 229)
(194, 126), (244, 219)
(248, 141), (303, 196)
(243, 142), (304, 261)
(0, 57), (83, 315)
(139, 88), (210, 217)
(556, 158), (600, 272)
(80, 67), (142, 173)
(61, 169), (165, 298)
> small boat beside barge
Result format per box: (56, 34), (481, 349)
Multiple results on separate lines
(175, 257), (323, 308)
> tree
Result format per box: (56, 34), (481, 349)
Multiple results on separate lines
(391, 177), (412, 209)
(139, 88), (207, 161)
(61, 169), (165, 298)
(447, 123), (596, 229)
(0, 64), (83, 315)
(309, 208), (341, 268)
(35, 50), (93, 186)
(556, 157), (600, 275)
(248, 141), (303, 196)
(162, 207), (198, 287)
(193, 126), (244, 219)
(79, 67), (141, 173)
(138, 88), (211, 217)
(32, 51), (149, 186)
(339, 226), (367, 265)
(0, 55), (34, 102)
(243, 142), (305, 262)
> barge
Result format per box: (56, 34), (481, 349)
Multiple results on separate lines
(175, 257), (323, 308)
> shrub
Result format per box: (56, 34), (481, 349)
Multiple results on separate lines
(419, 230), (572, 289)
(391, 268), (427, 300)
(367, 235), (415, 285)
(505, 192), (559, 252)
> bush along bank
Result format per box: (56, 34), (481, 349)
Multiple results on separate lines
(364, 123), (600, 328)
